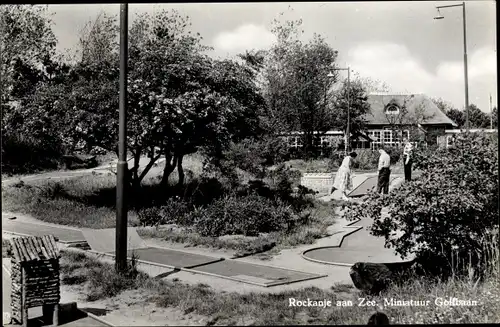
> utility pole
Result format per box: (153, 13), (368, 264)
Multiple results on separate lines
(490, 94), (493, 130)
(328, 67), (350, 155)
(434, 2), (469, 132)
(116, 3), (128, 273)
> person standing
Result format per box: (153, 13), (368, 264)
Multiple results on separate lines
(331, 152), (358, 201)
(377, 148), (391, 194)
(402, 138), (414, 181)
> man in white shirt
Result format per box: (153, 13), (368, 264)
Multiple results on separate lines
(402, 138), (414, 181)
(377, 148), (391, 194)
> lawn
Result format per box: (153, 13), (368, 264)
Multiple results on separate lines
(59, 249), (500, 325)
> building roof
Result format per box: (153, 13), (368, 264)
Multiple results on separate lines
(362, 94), (458, 127)
(10, 235), (60, 263)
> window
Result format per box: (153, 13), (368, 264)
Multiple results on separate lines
(371, 131), (381, 142)
(403, 130), (410, 140)
(385, 105), (400, 115)
(383, 130), (392, 144)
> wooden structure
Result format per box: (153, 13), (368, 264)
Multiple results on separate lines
(9, 235), (61, 327)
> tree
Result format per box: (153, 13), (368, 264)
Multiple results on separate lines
(78, 11), (119, 65)
(445, 108), (465, 128)
(354, 73), (392, 94)
(344, 132), (498, 279)
(468, 104), (491, 129)
(0, 5), (57, 104)
(445, 104), (490, 129)
(39, 9), (264, 193)
(0, 5), (66, 174)
(331, 77), (372, 142)
(431, 97), (454, 113)
(259, 15), (340, 158)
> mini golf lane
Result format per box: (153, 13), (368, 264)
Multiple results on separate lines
(108, 247), (225, 269)
(2, 220), (85, 244)
(105, 247), (326, 287)
(3, 220), (326, 287)
(302, 217), (414, 266)
(348, 176), (397, 197)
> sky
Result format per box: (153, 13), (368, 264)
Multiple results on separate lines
(46, 1), (497, 112)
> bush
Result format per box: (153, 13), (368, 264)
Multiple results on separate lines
(353, 149), (380, 170)
(188, 194), (297, 237)
(385, 146), (403, 164)
(344, 132), (498, 279)
(220, 136), (289, 178)
(138, 197), (192, 227)
(1, 133), (64, 174)
(181, 174), (233, 207)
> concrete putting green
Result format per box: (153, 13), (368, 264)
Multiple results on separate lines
(82, 227), (148, 253)
(302, 217), (414, 266)
(100, 246), (326, 287)
(348, 176), (397, 197)
(2, 220), (85, 244)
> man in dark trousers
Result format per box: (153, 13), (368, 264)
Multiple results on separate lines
(377, 147), (391, 194)
(402, 138), (413, 181)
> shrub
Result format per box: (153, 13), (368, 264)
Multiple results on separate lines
(265, 164), (315, 212)
(181, 174), (232, 207)
(385, 146), (403, 164)
(1, 133), (64, 174)
(328, 150), (345, 170)
(218, 136), (289, 178)
(344, 132), (498, 279)
(352, 149), (380, 170)
(189, 194), (296, 237)
(37, 182), (70, 200)
(138, 197), (192, 227)
(259, 135), (290, 165)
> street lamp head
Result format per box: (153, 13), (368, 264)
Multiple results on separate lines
(434, 8), (444, 20)
(327, 72), (335, 78)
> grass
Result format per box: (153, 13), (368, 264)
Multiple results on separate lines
(137, 199), (337, 256)
(59, 248), (500, 325)
(2, 176), (139, 229)
(138, 227), (277, 257)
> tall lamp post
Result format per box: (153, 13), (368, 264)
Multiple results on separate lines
(328, 67), (351, 154)
(434, 2), (469, 132)
(116, 3), (128, 273)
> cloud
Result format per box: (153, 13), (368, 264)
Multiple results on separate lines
(347, 42), (497, 111)
(213, 24), (276, 54)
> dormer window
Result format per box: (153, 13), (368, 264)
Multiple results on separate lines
(385, 104), (400, 115)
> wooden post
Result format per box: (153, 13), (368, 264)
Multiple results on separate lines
(43, 303), (59, 326)
(53, 304), (59, 326)
(21, 266), (28, 327)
